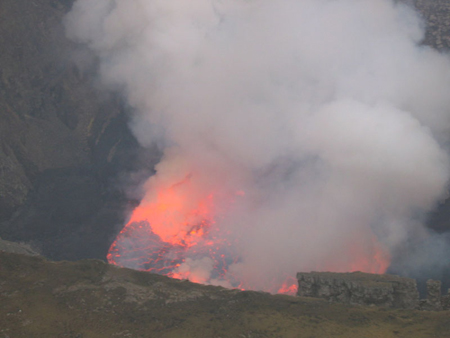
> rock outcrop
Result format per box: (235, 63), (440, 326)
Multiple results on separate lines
(297, 272), (420, 309)
(420, 280), (450, 311)
(422, 279), (443, 311)
(0, 236), (40, 256)
(442, 289), (450, 310)
(415, 0), (450, 50)
(297, 272), (450, 310)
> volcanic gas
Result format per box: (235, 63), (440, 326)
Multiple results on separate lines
(107, 173), (389, 294)
(68, 0), (450, 295)
(107, 176), (234, 284)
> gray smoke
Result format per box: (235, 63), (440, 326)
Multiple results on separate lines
(66, 0), (450, 291)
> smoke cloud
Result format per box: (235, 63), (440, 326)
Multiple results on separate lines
(66, 0), (450, 291)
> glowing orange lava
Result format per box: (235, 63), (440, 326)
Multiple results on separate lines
(108, 178), (390, 294)
(277, 277), (298, 295)
(108, 177), (237, 282)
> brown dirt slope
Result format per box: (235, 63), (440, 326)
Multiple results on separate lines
(1, 251), (450, 338)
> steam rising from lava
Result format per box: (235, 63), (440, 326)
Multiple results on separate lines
(66, 0), (450, 292)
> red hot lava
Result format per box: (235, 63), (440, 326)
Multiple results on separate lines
(108, 177), (239, 286)
(107, 178), (390, 295)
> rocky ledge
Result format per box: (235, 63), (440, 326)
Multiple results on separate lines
(297, 271), (450, 310)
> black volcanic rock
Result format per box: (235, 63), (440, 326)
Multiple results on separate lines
(0, 0), (160, 260)
(1, 167), (124, 260)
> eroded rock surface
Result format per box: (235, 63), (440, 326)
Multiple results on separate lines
(0, 236), (40, 256)
(0, 0), (161, 260)
(442, 290), (450, 310)
(297, 272), (420, 309)
(415, 0), (450, 50)
(422, 279), (443, 311)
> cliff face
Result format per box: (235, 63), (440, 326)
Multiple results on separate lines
(0, 0), (161, 260)
(297, 272), (420, 309)
(297, 272), (450, 311)
(0, 0), (163, 217)
(415, 0), (450, 50)
(0, 0), (104, 218)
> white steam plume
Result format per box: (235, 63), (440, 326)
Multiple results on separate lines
(66, 0), (450, 291)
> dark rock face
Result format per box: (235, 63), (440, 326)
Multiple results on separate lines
(1, 168), (127, 260)
(297, 272), (420, 309)
(0, 0), (95, 219)
(415, 0), (450, 50)
(0, 236), (40, 256)
(0, 0), (161, 260)
(0, 0), (158, 219)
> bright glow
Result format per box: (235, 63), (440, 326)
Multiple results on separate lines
(108, 178), (389, 293)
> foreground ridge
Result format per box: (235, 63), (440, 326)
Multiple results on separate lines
(1, 251), (450, 337)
